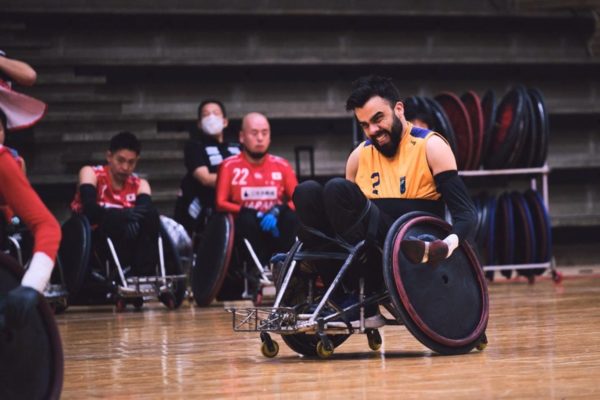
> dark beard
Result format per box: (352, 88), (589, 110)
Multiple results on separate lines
(371, 115), (402, 158)
(243, 145), (268, 161)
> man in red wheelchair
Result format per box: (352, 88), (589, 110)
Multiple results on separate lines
(70, 131), (160, 276)
(215, 112), (298, 269)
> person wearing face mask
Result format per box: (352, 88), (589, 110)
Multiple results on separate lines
(215, 112), (298, 269)
(174, 100), (240, 235)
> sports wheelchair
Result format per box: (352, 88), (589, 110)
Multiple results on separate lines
(229, 211), (489, 359)
(191, 213), (277, 307)
(1, 215), (68, 313)
(58, 213), (186, 311)
(0, 252), (64, 400)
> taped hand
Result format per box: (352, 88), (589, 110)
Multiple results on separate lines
(401, 234), (459, 264)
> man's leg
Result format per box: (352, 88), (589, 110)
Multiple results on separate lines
(323, 178), (389, 316)
(323, 177), (393, 246)
(133, 208), (160, 276)
(292, 180), (335, 245)
(235, 209), (271, 266)
(273, 205), (298, 253)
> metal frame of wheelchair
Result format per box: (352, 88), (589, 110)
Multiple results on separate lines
(61, 214), (186, 311)
(2, 222), (69, 313)
(191, 213), (276, 307)
(229, 211), (489, 359)
(239, 237), (276, 303)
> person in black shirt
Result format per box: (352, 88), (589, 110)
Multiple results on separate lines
(174, 100), (240, 235)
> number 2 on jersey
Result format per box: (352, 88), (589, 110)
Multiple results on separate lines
(371, 172), (380, 195)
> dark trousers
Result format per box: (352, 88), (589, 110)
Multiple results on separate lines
(235, 206), (298, 267)
(292, 178), (392, 293)
(293, 178), (393, 247)
(97, 210), (161, 276)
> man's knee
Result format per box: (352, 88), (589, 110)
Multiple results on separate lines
(323, 178), (367, 215)
(323, 178), (364, 205)
(292, 180), (323, 211)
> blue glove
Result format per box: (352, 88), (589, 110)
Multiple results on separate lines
(258, 208), (280, 237)
(260, 213), (278, 231)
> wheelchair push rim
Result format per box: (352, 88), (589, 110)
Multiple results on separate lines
(191, 213), (235, 306)
(383, 212), (489, 355)
(0, 252), (64, 400)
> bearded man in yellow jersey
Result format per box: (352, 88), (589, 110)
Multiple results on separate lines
(293, 75), (477, 266)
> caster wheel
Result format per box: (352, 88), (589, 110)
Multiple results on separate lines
(316, 340), (334, 359)
(159, 293), (176, 310)
(253, 292), (263, 307)
(552, 271), (563, 284)
(261, 340), (279, 358)
(50, 301), (68, 315)
(115, 298), (126, 313)
(476, 333), (488, 351)
(132, 297), (144, 311)
(366, 329), (382, 351)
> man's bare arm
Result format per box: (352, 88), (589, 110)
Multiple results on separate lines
(0, 55), (37, 86)
(192, 166), (217, 187)
(345, 145), (362, 182)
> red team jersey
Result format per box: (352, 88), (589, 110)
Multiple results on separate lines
(0, 147), (25, 221)
(216, 153), (297, 214)
(0, 145), (60, 260)
(71, 165), (141, 212)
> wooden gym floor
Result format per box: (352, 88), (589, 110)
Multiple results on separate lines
(56, 276), (600, 399)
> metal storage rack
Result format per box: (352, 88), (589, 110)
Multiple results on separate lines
(459, 165), (560, 282)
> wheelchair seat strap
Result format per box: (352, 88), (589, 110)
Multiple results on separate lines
(340, 200), (380, 244)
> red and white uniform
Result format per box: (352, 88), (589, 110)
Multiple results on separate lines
(216, 153), (297, 214)
(0, 147), (25, 221)
(70, 165), (141, 212)
(0, 145), (60, 261)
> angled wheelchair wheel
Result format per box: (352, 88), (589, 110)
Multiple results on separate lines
(58, 214), (92, 304)
(158, 222), (186, 309)
(192, 213), (235, 306)
(276, 241), (350, 357)
(383, 212), (489, 355)
(0, 253), (63, 400)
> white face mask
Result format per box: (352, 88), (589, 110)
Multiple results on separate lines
(201, 114), (224, 135)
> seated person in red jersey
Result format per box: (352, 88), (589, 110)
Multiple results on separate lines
(70, 132), (160, 275)
(216, 112), (298, 266)
(0, 76), (61, 330)
(0, 50), (42, 227)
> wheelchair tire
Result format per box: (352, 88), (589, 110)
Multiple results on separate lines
(276, 241), (350, 357)
(58, 214), (92, 303)
(159, 223), (186, 309)
(0, 253), (64, 400)
(192, 213), (235, 306)
(383, 212), (489, 355)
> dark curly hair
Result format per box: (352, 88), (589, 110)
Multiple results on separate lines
(345, 75), (401, 111)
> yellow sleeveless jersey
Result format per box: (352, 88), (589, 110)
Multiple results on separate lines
(355, 122), (444, 201)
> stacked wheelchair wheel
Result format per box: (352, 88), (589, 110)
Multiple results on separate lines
(404, 85), (549, 170)
(472, 190), (553, 282)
